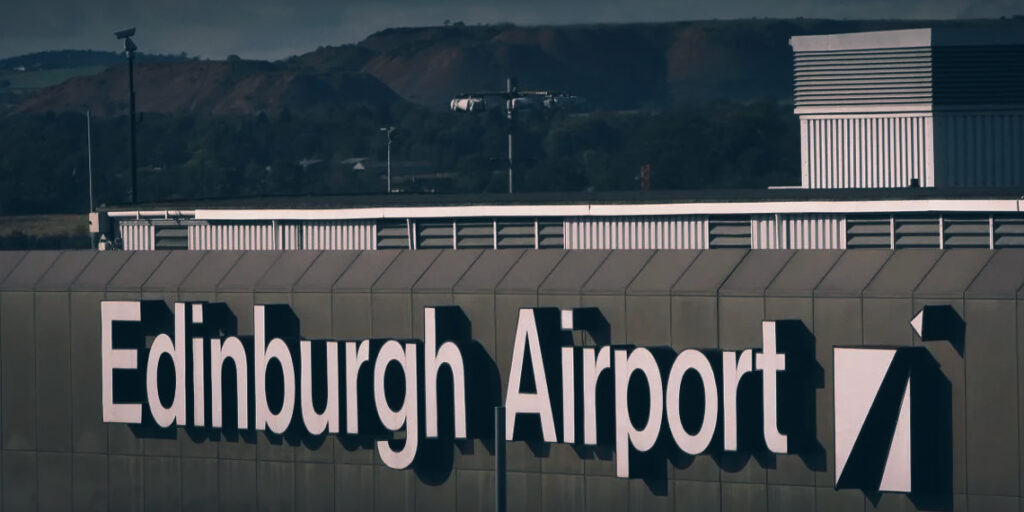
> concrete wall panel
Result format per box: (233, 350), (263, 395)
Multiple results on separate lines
(0, 249), (1018, 511)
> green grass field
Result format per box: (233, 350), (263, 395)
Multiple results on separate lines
(0, 214), (88, 237)
(0, 65), (108, 90)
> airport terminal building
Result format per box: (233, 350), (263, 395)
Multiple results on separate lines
(0, 27), (1023, 511)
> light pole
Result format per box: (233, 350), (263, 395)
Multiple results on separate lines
(86, 110), (94, 213)
(380, 126), (395, 193)
(87, 109), (97, 248)
(115, 28), (138, 203)
(450, 78), (582, 194)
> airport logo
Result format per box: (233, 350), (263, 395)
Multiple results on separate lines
(833, 306), (961, 494)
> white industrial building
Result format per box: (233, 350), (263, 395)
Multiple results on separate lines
(96, 28), (1024, 252)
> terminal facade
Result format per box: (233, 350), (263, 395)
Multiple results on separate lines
(0, 27), (1022, 511)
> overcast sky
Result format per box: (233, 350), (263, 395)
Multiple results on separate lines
(2, 0), (1022, 61)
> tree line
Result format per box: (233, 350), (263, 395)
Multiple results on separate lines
(0, 100), (799, 214)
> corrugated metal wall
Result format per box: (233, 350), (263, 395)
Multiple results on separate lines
(302, 220), (376, 250)
(934, 112), (1024, 187)
(118, 220), (154, 251)
(119, 213), (1024, 251)
(802, 115), (932, 189)
(188, 222), (299, 250)
(563, 216), (708, 249)
(751, 214), (846, 250)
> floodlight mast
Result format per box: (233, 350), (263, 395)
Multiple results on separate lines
(380, 126), (395, 193)
(450, 77), (581, 194)
(115, 28), (138, 203)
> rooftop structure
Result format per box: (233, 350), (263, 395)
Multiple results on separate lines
(790, 28), (1024, 188)
(97, 188), (1024, 251)
(96, 28), (1024, 252)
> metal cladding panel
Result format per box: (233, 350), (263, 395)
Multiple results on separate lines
(188, 222), (299, 251)
(803, 116), (932, 189)
(35, 252), (96, 291)
(539, 251), (610, 294)
(302, 220), (375, 250)
(118, 221), (154, 251)
(0, 251), (26, 282)
(751, 214), (846, 250)
(766, 250), (843, 297)
(1, 251), (61, 291)
(142, 251), (206, 292)
(626, 251), (700, 295)
(333, 250), (400, 292)
(863, 248), (943, 298)
(914, 249), (994, 299)
(217, 252), (282, 292)
(106, 251), (171, 292)
(70, 252), (131, 292)
(372, 250), (441, 292)
(177, 251), (244, 293)
(414, 249), (482, 293)
(934, 113), (1024, 187)
(814, 249), (893, 297)
(793, 47), (935, 108)
(254, 251), (321, 292)
(563, 216), (707, 249)
(453, 249), (525, 294)
(720, 251), (795, 297)
(671, 249), (748, 296)
(582, 250), (655, 295)
(293, 251), (359, 292)
(965, 249), (1024, 299)
(496, 250), (566, 294)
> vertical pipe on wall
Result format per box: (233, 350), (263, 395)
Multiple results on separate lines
(495, 406), (506, 512)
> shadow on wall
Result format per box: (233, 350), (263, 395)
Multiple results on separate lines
(122, 301), (502, 485)
(116, 301), (951, 502)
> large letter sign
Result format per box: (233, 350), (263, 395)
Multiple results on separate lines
(501, 309), (799, 477)
(106, 299), (953, 491)
(99, 301), (474, 471)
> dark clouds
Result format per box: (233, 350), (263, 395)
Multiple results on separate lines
(2, 0), (1021, 60)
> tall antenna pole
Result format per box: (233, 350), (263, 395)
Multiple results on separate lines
(506, 77), (514, 194)
(387, 128), (392, 193)
(128, 51), (137, 203)
(87, 110), (94, 213)
(115, 28), (138, 203)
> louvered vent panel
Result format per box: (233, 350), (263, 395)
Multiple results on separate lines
(153, 220), (188, 249)
(708, 217), (750, 248)
(497, 219), (536, 249)
(846, 216), (891, 248)
(416, 221), (454, 249)
(942, 216), (990, 248)
(537, 220), (564, 249)
(456, 221), (494, 249)
(994, 217), (1024, 248)
(793, 48), (934, 107)
(376, 220), (410, 249)
(894, 217), (939, 248)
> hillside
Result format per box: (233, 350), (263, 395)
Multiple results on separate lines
(1, 17), (1022, 218)
(0, 50), (187, 71)
(8, 18), (1024, 117)
(294, 18), (1024, 109)
(12, 60), (400, 117)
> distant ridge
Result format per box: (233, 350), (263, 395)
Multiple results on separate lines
(6, 18), (1024, 115)
(0, 49), (189, 71)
